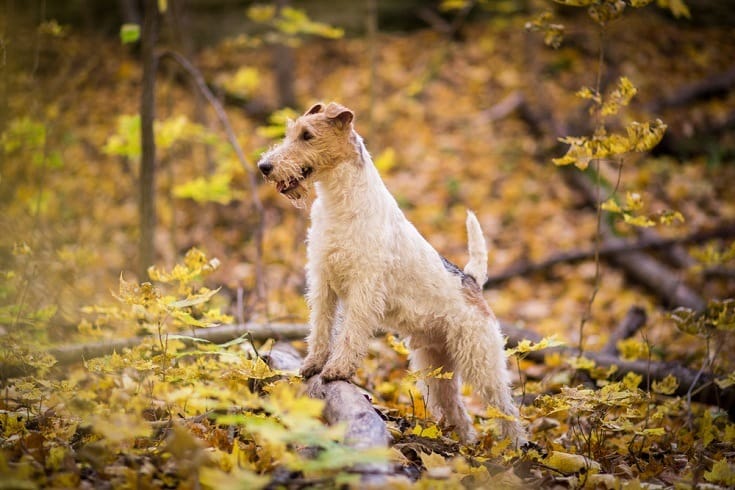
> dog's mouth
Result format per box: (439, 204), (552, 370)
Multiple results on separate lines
(276, 166), (313, 195)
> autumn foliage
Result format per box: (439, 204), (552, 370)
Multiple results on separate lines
(1, 0), (735, 488)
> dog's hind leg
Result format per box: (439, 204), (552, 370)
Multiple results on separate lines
(447, 316), (526, 446)
(408, 335), (477, 442)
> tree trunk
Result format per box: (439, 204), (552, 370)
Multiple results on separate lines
(273, 0), (296, 108)
(139, 0), (158, 279)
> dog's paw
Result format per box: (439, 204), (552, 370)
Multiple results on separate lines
(300, 357), (325, 379)
(319, 364), (354, 382)
(454, 423), (478, 445)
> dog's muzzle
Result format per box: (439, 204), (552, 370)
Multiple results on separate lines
(277, 166), (313, 194)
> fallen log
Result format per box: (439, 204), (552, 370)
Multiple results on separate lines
(264, 342), (392, 483)
(646, 64), (735, 113)
(483, 223), (735, 287)
(600, 306), (647, 356)
(47, 322), (310, 366)
(501, 322), (734, 419)
(561, 167), (707, 312)
(29, 321), (733, 418)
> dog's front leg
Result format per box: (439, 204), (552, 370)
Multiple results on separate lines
(300, 276), (338, 378)
(320, 296), (380, 382)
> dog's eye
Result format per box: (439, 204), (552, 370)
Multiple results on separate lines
(301, 130), (314, 141)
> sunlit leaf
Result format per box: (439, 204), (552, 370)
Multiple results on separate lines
(536, 450), (601, 474)
(623, 372), (643, 391)
(411, 423), (442, 439)
(623, 213), (656, 228)
(652, 374), (679, 395)
(506, 335), (564, 357)
(601, 198), (622, 213)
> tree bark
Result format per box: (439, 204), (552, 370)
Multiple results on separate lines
(138, 0), (159, 279)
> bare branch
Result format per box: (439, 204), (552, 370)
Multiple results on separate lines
(158, 50), (267, 307)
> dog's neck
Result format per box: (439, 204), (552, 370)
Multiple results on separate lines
(313, 130), (395, 215)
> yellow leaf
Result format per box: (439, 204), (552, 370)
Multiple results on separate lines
(724, 423), (735, 443)
(617, 338), (650, 361)
(386, 333), (409, 356)
(636, 427), (666, 437)
(506, 335), (564, 357)
(485, 405), (516, 422)
(704, 458), (735, 486)
(716, 373), (735, 390)
(575, 86), (600, 103)
(699, 409), (716, 447)
(247, 4), (276, 23)
(375, 147), (397, 173)
(625, 192), (644, 211)
(420, 451), (451, 478)
(652, 374), (679, 395)
(411, 423), (442, 439)
(623, 213), (656, 228)
(567, 356), (596, 371)
(601, 198), (622, 213)
(540, 450), (601, 474)
(657, 0), (691, 19)
(658, 210), (685, 226)
(623, 372), (643, 391)
(427, 366), (454, 379)
(91, 412), (152, 445)
(587, 473), (621, 489)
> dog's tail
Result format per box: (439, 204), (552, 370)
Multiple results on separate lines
(464, 210), (488, 286)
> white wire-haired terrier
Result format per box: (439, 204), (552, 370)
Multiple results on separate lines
(257, 102), (525, 444)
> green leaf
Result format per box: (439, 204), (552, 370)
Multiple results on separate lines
(120, 24), (140, 44)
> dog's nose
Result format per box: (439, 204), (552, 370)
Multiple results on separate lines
(258, 160), (273, 176)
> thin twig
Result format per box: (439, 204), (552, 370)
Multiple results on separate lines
(158, 50), (268, 312)
(577, 26), (607, 356)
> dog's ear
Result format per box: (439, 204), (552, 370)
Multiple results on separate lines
(304, 103), (324, 116)
(324, 103), (354, 129)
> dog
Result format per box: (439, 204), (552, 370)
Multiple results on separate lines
(257, 102), (525, 444)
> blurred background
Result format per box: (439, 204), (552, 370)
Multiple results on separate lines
(1, 0), (734, 354)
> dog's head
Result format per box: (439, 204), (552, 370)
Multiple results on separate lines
(257, 102), (355, 206)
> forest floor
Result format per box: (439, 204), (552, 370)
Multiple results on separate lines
(2, 3), (735, 488)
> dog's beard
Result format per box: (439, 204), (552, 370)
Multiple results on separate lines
(283, 179), (313, 209)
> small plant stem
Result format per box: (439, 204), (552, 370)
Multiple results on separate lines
(577, 26), (607, 356)
(516, 356), (526, 410)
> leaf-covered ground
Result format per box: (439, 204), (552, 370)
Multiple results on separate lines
(2, 3), (735, 488)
